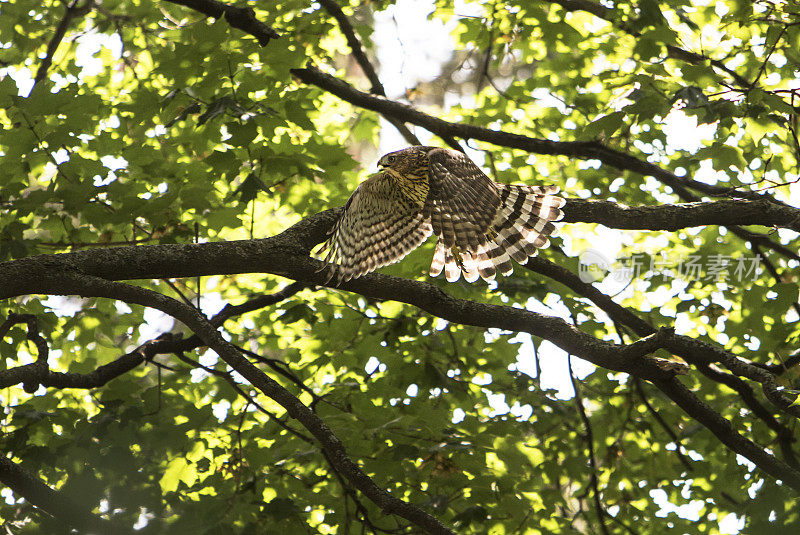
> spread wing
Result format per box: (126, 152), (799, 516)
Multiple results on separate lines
(424, 148), (502, 251)
(318, 172), (433, 284)
(429, 183), (565, 282)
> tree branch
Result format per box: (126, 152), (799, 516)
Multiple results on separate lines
(2, 201), (796, 383)
(3, 197), (797, 296)
(3, 208), (800, 491)
(316, 0), (426, 147)
(0, 284), (308, 391)
(34, 0), (94, 85)
(164, 0), (280, 46)
(634, 379), (694, 472)
(290, 65), (778, 202)
(542, 0), (753, 88)
(15, 271), (456, 535)
(0, 455), (132, 534)
(564, 198), (800, 232)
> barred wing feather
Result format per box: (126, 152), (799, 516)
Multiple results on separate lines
(319, 173), (433, 284)
(428, 183), (565, 282)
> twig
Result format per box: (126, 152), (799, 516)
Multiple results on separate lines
(567, 354), (611, 535)
(634, 379), (694, 472)
(316, 0), (426, 147)
(34, 0), (94, 85)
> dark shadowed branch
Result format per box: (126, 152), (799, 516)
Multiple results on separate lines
(564, 198), (800, 232)
(164, 0), (280, 46)
(316, 0), (426, 147)
(0, 456), (133, 534)
(34, 0), (94, 84)
(290, 65), (777, 202)
(0, 283), (308, 391)
(9, 271), (457, 535)
(2, 207), (800, 492)
(542, 0), (753, 88)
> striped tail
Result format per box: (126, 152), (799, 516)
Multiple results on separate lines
(429, 184), (565, 282)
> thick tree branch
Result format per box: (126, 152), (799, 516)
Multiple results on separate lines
(2, 197), (798, 293)
(564, 198), (800, 232)
(3, 208), (800, 490)
(17, 272), (456, 535)
(164, 0), (279, 46)
(290, 66), (776, 202)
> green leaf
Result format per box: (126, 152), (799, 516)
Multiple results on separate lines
(233, 172), (268, 204)
(226, 121), (258, 147)
(263, 498), (300, 521)
(580, 111), (625, 140)
(160, 458), (198, 493)
(197, 97), (236, 126)
(277, 303), (315, 325)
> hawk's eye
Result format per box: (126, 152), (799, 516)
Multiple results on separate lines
(386, 155), (396, 163)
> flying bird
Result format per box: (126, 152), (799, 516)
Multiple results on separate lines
(318, 146), (565, 284)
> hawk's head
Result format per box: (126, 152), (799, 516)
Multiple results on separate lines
(378, 146), (436, 176)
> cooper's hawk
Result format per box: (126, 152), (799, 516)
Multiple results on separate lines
(319, 146), (565, 284)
